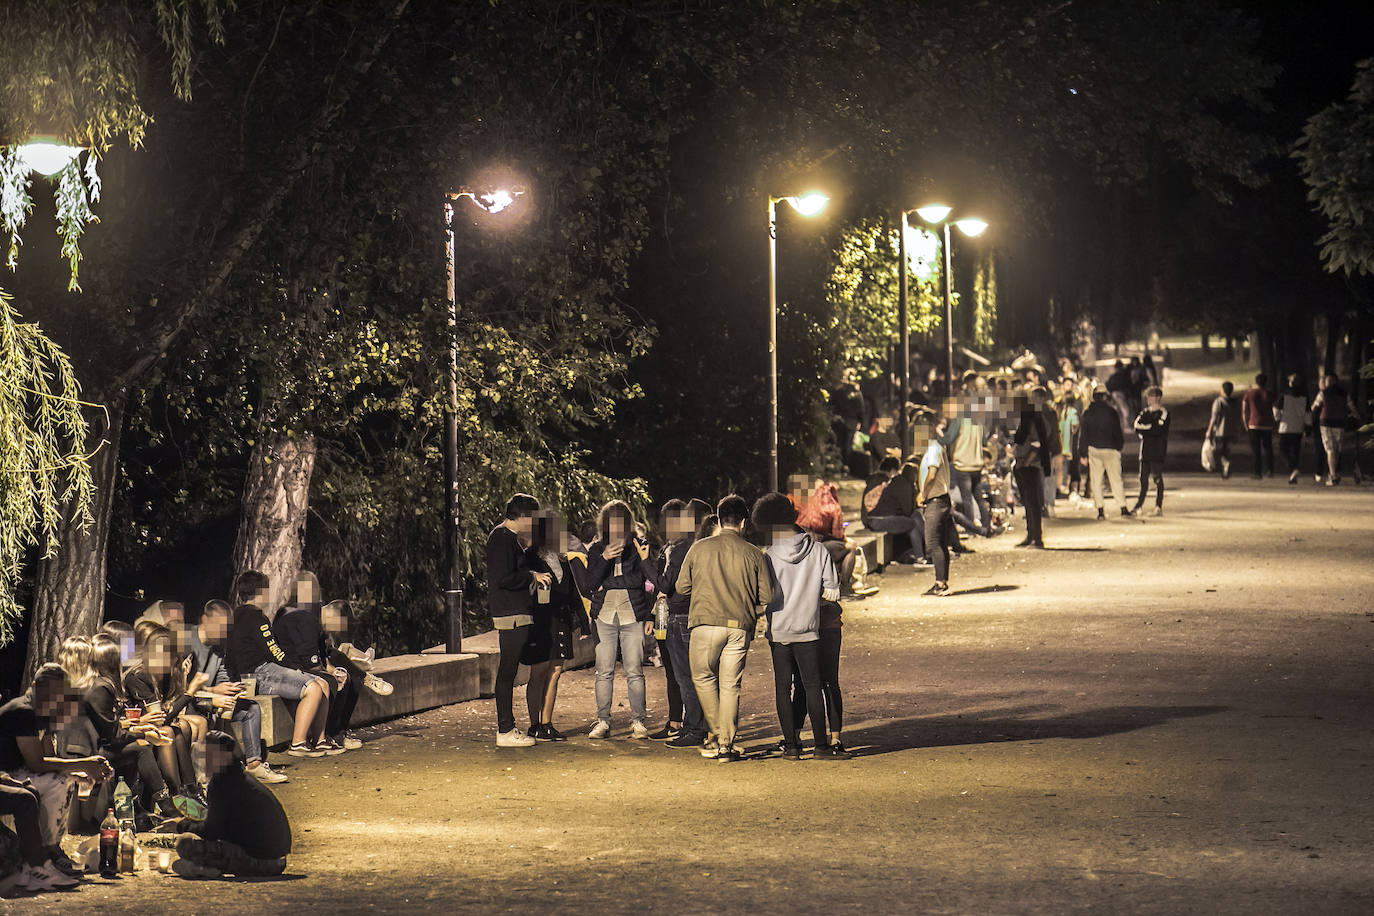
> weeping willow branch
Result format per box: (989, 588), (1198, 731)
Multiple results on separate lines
(0, 287), (95, 646)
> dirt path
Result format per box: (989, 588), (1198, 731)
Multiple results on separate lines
(9, 474), (1374, 914)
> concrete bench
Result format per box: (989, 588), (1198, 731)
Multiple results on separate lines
(425, 628), (595, 697)
(252, 652), (480, 749)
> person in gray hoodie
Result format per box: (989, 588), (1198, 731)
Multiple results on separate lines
(752, 493), (848, 760)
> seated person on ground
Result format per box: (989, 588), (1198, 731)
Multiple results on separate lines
(175, 731), (291, 878)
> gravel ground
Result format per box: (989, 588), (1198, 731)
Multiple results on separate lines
(6, 472), (1374, 915)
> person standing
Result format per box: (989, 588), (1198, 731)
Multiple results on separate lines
(577, 500), (656, 740)
(677, 494), (773, 762)
(1054, 378), (1082, 501)
(1275, 374), (1309, 485)
(1012, 392), (1053, 547)
(752, 494), (845, 760)
(1204, 381), (1241, 479)
(484, 494), (548, 748)
(949, 414), (993, 539)
(1242, 373), (1276, 478)
(1082, 386), (1130, 519)
(1311, 375), (1363, 485)
(1131, 386), (1171, 516)
(651, 500), (710, 748)
(527, 511), (583, 742)
(918, 413), (955, 595)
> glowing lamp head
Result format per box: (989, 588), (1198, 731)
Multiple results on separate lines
(477, 189), (518, 213)
(915, 205), (952, 224)
(954, 218), (988, 237)
(785, 192), (829, 217)
(16, 140), (83, 177)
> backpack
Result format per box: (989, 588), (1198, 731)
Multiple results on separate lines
(862, 480), (890, 514)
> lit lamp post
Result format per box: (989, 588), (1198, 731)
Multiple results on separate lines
(767, 191), (828, 491)
(916, 205), (987, 396)
(442, 186), (523, 653)
(14, 138), (83, 177)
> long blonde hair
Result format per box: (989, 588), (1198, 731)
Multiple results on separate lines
(57, 635), (95, 690)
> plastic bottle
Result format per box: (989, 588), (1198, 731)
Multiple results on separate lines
(112, 777), (133, 821)
(119, 818), (137, 873)
(99, 808), (119, 878)
(653, 595), (669, 641)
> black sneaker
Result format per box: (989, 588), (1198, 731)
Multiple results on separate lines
(1121, 507), (1134, 517)
(780, 744), (802, 760)
(814, 742), (853, 760)
(1096, 508), (1105, 520)
(666, 732), (704, 749)
(536, 723), (567, 742)
(648, 725), (680, 740)
(923, 582), (950, 597)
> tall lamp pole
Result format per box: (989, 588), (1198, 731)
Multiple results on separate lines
(766, 191), (828, 492)
(897, 210), (912, 455)
(916, 206), (988, 397)
(442, 186), (522, 653)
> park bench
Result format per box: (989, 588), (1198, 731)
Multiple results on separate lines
(251, 652), (481, 749)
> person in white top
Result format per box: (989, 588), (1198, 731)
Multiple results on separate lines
(1274, 373), (1309, 485)
(917, 411), (954, 597)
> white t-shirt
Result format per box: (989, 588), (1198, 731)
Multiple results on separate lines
(919, 440), (951, 500)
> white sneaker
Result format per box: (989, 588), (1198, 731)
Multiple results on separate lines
(588, 720), (611, 739)
(338, 731), (364, 750)
(630, 720), (650, 739)
(20, 861), (79, 890)
(247, 760), (289, 784)
(496, 728), (536, 747)
(363, 673), (393, 695)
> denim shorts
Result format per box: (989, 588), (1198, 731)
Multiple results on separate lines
(253, 661), (317, 699)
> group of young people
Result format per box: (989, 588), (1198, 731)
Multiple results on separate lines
(485, 492), (852, 761)
(0, 568), (392, 893)
(1206, 372), (1363, 485)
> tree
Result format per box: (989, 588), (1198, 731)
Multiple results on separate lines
(1297, 59), (1374, 277)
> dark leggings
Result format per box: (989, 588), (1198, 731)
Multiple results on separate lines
(793, 627), (843, 734)
(157, 726), (196, 791)
(923, 495), (952, 583)
(1279, 433), (1303, 473)
(0, 779), (45, 866)
(658, 638), (683, 724)
(111, 743), (169, 808)
(1134, 459), (1164, 510)
(770, 640), (827, 750)
(1014, 466), (1045, 544)
(495, 625), (531, 733)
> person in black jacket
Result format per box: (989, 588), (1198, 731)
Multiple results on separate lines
(227, 570), (332, 759)
(1082, 386), (1130, 519)
(651, 499), (709, 748)
(525, 511), (587, 742)
(1013, 392), (1053, 548)
(174, 731), (290, 878)
(1132, 386), (1171, 516)
(575, 499), (656, 740)
(486, 493), (549, 748)
(275, 571), (360, 752)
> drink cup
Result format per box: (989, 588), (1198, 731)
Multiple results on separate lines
(125, 705), (142, 722)
(241, 676), (256, 696)
(537, 584), (550, 605)
(145, 699), (162, 715)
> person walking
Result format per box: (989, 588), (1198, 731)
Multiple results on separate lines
(577, 500), (656, 740)
(1311, 375), (1363, 485)
(1242, 373), (1276, 478)
(484, 494), (548, 748)
(752, 493), (846, 760)
(677, 494), (773, 762)
(1204, 381), (1241, 479)
(1275, 374), (1309, 485)
(1131, 386), (1171, 516)
(918, 412), (955, 594)
(1082, 386), (1130, 519)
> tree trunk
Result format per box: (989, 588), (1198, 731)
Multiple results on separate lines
(23, 394), (126, 682)
(231, 432), (317, 616)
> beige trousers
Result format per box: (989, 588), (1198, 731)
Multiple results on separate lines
(689, 625), (750, 748)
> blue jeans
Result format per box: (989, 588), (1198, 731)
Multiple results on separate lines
(232, 698), (264, 763)
(953, 468), (990, 537)
(665, 616), (705, 738)
(253, 661), (318, 699)
(595, 617), (646, 723)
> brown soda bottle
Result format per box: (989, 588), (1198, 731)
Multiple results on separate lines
(100, 808), (119, 877)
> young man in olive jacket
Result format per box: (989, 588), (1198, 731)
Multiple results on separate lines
(677, 494), (773, 761)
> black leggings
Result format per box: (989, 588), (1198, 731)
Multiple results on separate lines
(793, 627), (843, 734)
(1279, 433), (1303, 473)
(111, 743), (169, 808)
(156, 726), (196, 791)
(659, 638), (683, 723)
(770, 640), (827, 750)
(1135, 459), (1164, 509)
(1014, 466), (1045, 544)
(495, 625), (531, 733)
(922, 495), (952, 583)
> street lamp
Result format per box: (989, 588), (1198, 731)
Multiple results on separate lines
(15, 138), (83, 177)
(767, 191), (828, 492)
(916, 205), (989, 397)
(442, 185), (525, 653)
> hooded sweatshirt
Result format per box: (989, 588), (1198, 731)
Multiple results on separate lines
(763, 530), (840, 644)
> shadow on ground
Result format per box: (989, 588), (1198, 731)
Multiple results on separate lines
(839, 704), (1228, 756)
